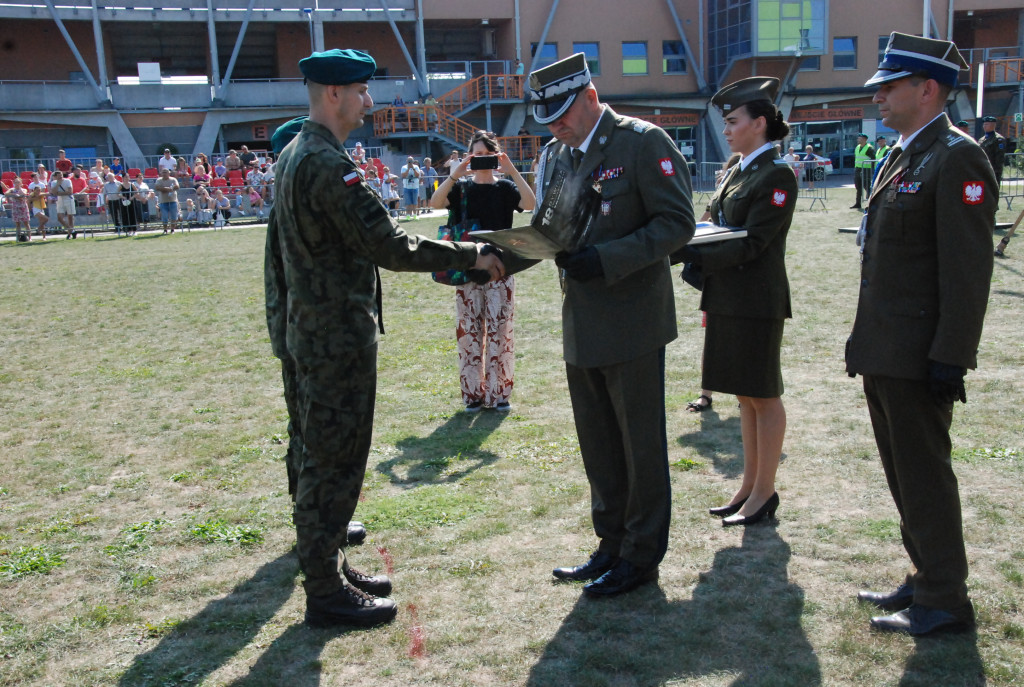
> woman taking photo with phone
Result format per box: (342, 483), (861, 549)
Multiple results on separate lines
(676, 77), (796, 527)
(431, 130), (536, 412)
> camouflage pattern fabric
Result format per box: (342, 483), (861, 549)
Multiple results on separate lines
(270, 118), (481, 594)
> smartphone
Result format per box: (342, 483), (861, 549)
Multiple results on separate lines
(469, 155), (499, 170)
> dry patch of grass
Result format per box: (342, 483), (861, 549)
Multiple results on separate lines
(0, 190), (1021, 686)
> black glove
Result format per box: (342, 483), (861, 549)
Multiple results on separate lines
(554, 246), (603, 281)
(928, 360), (967, 405)
(676, 245), (702, 266)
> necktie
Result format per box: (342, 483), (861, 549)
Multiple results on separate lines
(571, 148), (584, 172)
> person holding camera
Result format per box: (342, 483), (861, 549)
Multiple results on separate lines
(430, 130), (536, 412)
(400, 156), (421, 219)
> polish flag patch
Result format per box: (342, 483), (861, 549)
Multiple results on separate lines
(344, 171), (361, 187)
(963, 181), (984, 205)
(771, 189), (788, 207)
(659, 158), (675, 176)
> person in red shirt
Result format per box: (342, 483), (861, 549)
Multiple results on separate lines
(54, 149), (73, 175)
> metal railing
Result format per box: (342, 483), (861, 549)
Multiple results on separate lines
(695, 160), (829, 211)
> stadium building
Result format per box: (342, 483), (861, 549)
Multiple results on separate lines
(0, 0), (1021, 173)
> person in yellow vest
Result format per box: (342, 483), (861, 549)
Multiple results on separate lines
(871, 135), (891, 189)
(851, 132), (875, 209)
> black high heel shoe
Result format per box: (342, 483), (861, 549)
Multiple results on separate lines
(722, 492), (779, 527)
(709, 497), (747, 517)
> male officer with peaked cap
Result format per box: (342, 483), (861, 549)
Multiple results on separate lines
(530, 53), (695, 597)
(979, 115), (1007, 184)
(847, 32), (996, 636)
(273, 49), (504, 628)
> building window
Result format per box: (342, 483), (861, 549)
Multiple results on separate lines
(622, 42), (648, 76)
(798, 56), (820, 71)
(833, 36), (857, 70)
(573, 42), (600, 76)
(531, 42), (558, 70)
(662, 40), (687, 74)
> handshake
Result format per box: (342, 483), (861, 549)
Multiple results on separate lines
(467, 244), (506, 284)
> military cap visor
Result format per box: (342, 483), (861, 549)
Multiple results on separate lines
(529, 53), (591, 124)
(710, 76), (779, 113)
(299, 49), (376, 86)
(866, 32), (969, 88)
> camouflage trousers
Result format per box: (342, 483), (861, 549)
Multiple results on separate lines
(291, 345), (377, 596)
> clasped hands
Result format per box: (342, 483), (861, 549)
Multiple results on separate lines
(468, 244), (506, 283)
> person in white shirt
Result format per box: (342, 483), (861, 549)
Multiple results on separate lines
(400, 156), (421, 219)
(49, 170), (77, 239)
(157, 149), (176, 173)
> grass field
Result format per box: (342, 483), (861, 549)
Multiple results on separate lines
(1, 188), (1022, 687)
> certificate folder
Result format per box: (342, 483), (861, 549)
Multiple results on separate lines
(470, 167), (601, 260)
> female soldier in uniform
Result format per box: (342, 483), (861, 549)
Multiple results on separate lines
(677, 77), (797, 526)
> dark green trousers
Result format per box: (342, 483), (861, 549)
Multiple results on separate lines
(566, 347), (670, 569)
(863, 375), (969, 610)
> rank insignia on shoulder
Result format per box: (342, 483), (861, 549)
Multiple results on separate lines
(632, 120), (651, 133)
(945, 133), (965, 147)
(343, 171), (360, 186)
(771, 188), (788, 207)
(659, 158), (675, 176)
(963, 181), (985, 205)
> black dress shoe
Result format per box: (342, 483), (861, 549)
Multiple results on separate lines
(709, 497), (747, 517)
(552, 550), (618, 582)
(722, 492), (779, 527)
(347, 521), (367, 545)
(870, 603), (975, 636)
(583, 559), (659, 597)
(857, 583), (914, 611)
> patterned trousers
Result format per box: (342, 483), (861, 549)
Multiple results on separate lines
(455, 275), (515, 407)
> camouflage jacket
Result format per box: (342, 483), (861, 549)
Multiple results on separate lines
(272, 120), (478, 395)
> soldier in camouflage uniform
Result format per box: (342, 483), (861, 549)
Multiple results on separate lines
(265, 117), (368, 547)
(272, 49), (504, 628)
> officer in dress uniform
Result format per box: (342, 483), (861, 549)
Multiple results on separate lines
(272, 49), (504, 628)
(978, 115), (1007, 184)
(529, 53), (696, 597)
(847, 32), (996, 637)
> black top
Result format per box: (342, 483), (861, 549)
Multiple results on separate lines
(446, 179), (522, 230)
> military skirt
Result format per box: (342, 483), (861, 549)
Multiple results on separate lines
(702, 313), (784, 398)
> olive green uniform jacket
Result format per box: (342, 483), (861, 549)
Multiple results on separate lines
(846, 114), (995, 380)
(699, 147), (796, 320)
(978, 130), (1007, 182)
(539, 106), (695, 367)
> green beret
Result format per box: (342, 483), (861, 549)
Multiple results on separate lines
(982, 115), (998, 123)
(956, 120), (969, 127)
(711, 77), (779, 113)
(272, 116), (307, 154)
(299, 49), (376, 86)
(856, 133), (868, 139)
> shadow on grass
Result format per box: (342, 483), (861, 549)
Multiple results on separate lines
(527, 526), (821, 686)
(376, 410), (506, 486)
(117, 551), (328, 687)
(676, 412), (744, 479)
(897, 632), (986, 687)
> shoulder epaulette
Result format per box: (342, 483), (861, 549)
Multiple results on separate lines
(615, 116), (652, 134)
(944, 132), (966, 148)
